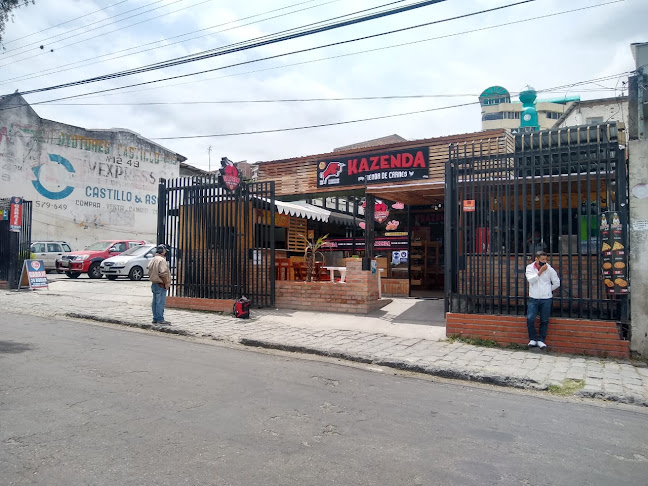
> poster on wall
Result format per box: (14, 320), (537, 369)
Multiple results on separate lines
(600, 211), (628, 294)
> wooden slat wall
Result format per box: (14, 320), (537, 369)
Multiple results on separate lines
(288, 218), (307, 252)
(257, 130), (512, 198)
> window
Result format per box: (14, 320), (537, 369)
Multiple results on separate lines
(47, 243), (61, 252)
(503, 112), (520, 120)
(111, 242), (127, 252)
(545, 111), (562, 120)
(482, 112), (504, 121)
(31, 243), (45, 253)
(586, 116), (604, 124)
(62, 243), (71, 252)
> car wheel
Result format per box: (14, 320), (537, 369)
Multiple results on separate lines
(65, 271), (80, 279)
(129, 266), (144, 281)
(88, 262), (103, 279)
(107, 275), (118, 281)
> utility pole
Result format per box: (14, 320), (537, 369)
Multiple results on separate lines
(208, 146), (212, 173)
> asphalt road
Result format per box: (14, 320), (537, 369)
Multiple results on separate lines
(2, 314), (647, 486)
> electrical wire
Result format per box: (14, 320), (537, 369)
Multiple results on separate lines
(151, 101), (481, 139)
(68, 0), (623, 104)
(0, 0), (345, 85)
(1, 0), (129, 47)
(0, 0), (628, 117)
(0, 0), (184, 59)
(10, 0), (539, 99)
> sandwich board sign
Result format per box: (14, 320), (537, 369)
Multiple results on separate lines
(18, 260), (49, 290)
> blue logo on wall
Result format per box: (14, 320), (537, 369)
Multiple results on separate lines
(32, 154), (76, 200)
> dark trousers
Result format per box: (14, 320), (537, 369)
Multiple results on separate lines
(526, 297), (552, 342)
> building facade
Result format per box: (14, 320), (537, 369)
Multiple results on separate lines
(553, 96), (629, 130)
(0, 94), (185, 249)
(480, 85), (578, 131)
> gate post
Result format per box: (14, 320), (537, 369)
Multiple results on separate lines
(7, 231), (19, 289)
(364, 194), (375, 262)
(157, 178), (167, 245)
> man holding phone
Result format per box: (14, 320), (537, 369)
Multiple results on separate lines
(525, 251), (560, 349)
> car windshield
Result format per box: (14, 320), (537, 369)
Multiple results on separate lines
(120, 245), (154, 257)
(84, 241), (114, 251)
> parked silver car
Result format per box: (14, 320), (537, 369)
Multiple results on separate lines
(100, 244), (156, 281)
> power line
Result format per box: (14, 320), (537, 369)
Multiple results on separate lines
(162, 102), (483, 139)
(39, 94), (481, 105)
(0, 0), (187, 60)
(7, 0), (456, 96)
(2, 0), (129, 46)
(0, 73), (633, 141)
(34, 87), (618, 107)
(12, 0), (542, 99)
(75, 0), (623, 102)
(0, 0), (625, 110)
(0, 0), (344, 86)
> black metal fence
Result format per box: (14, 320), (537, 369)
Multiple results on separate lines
(0, 198), (32, 288)
(157, 177), (275, 308)
(445, 123), (629, 322)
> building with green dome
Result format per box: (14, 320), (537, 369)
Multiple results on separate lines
(479, 85), (579, 132)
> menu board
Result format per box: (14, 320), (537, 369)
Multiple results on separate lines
(600, 211), (628, 294)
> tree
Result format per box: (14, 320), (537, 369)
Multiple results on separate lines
(1, 1), (34, 48)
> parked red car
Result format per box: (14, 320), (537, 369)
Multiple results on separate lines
(56, 240), (147, 279)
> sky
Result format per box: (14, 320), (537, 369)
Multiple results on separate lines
(0, 0), (645, 170)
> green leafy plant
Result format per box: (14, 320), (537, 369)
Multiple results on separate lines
(299, 233), (328, 282)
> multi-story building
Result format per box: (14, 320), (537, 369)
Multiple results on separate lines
(480, 85), (579, 131)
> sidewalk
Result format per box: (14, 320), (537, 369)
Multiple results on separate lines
(2, 275), (647, 407)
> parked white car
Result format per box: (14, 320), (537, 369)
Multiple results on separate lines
(100, 244), (156, 281)
(30, 241), (73, 272)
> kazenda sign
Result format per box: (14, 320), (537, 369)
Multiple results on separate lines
(317, 146), (429, 187)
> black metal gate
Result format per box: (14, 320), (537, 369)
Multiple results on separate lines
(445, 123), (629, 322)
(157, 177), (275, 308)
(0, 198), (33, 288)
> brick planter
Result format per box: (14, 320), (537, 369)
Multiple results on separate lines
(446, 313), (629, 358)
(276, 259), (391, 314)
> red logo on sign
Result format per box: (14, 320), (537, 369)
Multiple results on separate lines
(319, 162), (345, 185)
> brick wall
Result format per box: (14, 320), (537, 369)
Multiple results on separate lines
(276, 259), (391, 314)
(446, 313), (629, 358)
(167, 297), (235, 313)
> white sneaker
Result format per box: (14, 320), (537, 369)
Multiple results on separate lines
(528, 340), (537, 347)
(537, 341), (547, 349)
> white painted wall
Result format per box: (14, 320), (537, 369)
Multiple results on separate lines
(556, 99), (629, 129)
(0, 95), (182, 250)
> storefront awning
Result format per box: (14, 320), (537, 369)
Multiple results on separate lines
(275, 200), (330, 222)
(275, 200), (363, 227)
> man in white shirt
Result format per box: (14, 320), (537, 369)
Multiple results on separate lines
(525, 251), (560, 349)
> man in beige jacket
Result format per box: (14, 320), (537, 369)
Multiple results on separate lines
(148, 244), (171, 325)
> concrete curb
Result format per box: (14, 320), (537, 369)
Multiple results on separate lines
(62, 312), (647, 407)
(65, 313), (192, 336)
(240, 338), (548, 391)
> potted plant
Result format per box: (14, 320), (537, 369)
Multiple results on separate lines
(299, 233), (328, 282)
